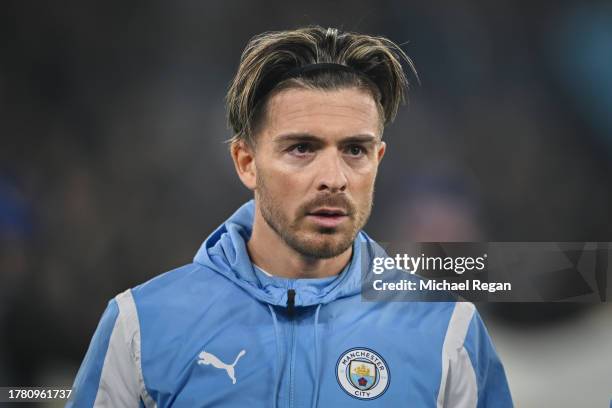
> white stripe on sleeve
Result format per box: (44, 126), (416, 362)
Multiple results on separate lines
(437, 302), (478, 408)
(115, 289), (157, 408)
(92, 289), (157, 408)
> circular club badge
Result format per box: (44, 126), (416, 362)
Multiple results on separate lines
(336, 347), (390, 400)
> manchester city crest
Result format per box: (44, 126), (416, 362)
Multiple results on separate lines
(336, 347), (390, 400)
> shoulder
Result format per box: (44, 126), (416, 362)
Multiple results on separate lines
(110, 263), (236, 325)
(127, 262), (233, 302)
(107, 262), (242, 351)
(391, 299), (475, 337)
(131, 263), (208, 296)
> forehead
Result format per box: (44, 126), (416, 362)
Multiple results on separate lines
(259, 87), (382, 141)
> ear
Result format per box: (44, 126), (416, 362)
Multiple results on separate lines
(231, 140), (257, 190)
(376, 141), (386, 163)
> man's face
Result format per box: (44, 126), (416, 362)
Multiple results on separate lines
(246, 86), (385, 259)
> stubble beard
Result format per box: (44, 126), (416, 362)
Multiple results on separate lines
(255, 176), (373, 259)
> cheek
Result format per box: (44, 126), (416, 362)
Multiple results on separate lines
(349, 166), (378, 197)
(259, 161), (309, 207)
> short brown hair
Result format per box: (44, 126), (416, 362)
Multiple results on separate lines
(226, 26), (416, 146)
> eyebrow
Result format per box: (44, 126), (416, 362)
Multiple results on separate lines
(273, 132), (379, 144)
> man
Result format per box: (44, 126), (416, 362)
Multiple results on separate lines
(68, 26), (512, 407)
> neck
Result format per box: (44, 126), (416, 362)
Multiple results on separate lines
(247, 203), (352, 279)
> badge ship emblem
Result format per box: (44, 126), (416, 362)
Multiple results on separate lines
(350, 361), (376, 390)
(197, 349), (246, 384)
(336, 348), (390, 400)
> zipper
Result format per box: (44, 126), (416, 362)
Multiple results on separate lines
(287, 288), (296, 408)
(287, 289), (296, 317)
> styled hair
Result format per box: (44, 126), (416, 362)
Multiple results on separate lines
(226, 25), (416, 146)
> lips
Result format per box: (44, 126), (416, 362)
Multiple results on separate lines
(306, 207), (349, 228)
(309, 207), (347, 216)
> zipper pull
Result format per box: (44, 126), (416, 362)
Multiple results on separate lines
(287, 289), (296, 318)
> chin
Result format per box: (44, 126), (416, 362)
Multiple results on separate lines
(293, 232), (354, 259)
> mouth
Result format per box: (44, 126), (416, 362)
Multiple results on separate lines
(306, 207), (350, 229)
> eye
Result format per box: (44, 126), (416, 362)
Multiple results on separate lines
(288, 143), (313, 156)
(345, 144), (366, 157)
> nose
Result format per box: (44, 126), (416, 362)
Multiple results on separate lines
(316, 149), (348, 193)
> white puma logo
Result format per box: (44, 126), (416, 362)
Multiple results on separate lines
(197, 349), (246, 384)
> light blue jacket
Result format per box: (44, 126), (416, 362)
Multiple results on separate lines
(67, 200), (512, 407)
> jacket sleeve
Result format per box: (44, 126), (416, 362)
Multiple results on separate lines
(66, 296), (142, 407)
(440, 303), (513, 408)
(463, 310), (513, 407)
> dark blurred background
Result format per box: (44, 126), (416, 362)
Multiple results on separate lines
(1, 1), (611, 406)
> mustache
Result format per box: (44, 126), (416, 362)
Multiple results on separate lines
(299, 194), (356, 216)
